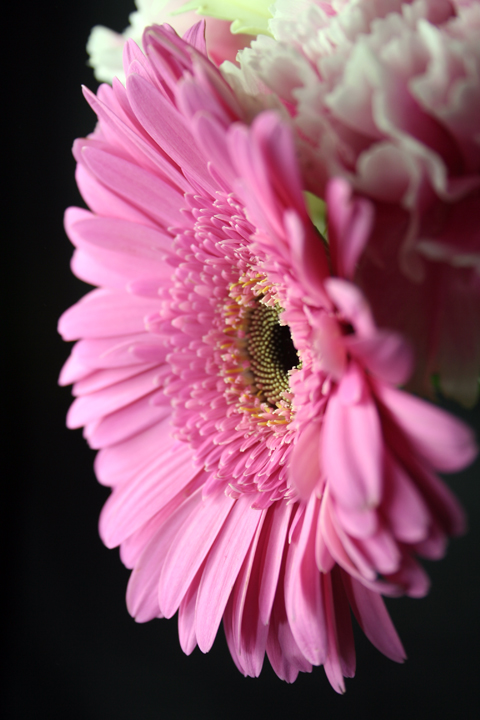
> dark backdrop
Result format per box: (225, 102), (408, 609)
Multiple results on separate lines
(6, 2), (480, 718)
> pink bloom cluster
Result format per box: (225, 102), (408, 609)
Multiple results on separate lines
(59, 20), (477, 690)
(232, 0), (480, 405)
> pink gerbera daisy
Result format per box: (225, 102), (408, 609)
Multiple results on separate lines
(59, 22), (477, 690)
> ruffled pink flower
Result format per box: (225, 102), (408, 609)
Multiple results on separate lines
(233, 0), (480, 405)
(59, 22), (477, 690)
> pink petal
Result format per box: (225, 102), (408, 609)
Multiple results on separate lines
(341, 571), (406, 663)
(72, 364), (157, 399)
(322, 570), (355, 694)
(82, 84), (192, 193)
(120, 508), (172, 571)
(284, 209), (331, 306)
(67, 366), (161, 428)
(315, 516), (336, 573)
(58, 351), (95, 386)
(126, 73), (218, 196)
(331, 566), (356, 678)
(192, 111), (237, 189)
(73, 334), (167, 369)
(178, 562), (205, 655)
(312, 312), (347, 381)
(334, 502), (378, 539)
(126, 489), (202, 622)
(258, 500), (294, 626)
(65, 209), (174, 260)
(80, 145), (186, 229)
(383, 450), (431, 543)
(99, 441), (197, 548)
(58, 289), (159, 340)
(323, 366), (382, 510)
(345, 331), (413, 386)
(182, 19), (207, 56)
(413, 462), (466, 537)
(324, 278), (375, 337)
(70, 248), (132, 289)
(226, 513), (268, 677)
(94, 419), (170, 487)
(158, 490), (235, 618)
(284, 494), (328, 666)
(195, 496), (264, 652)
(321, 490), (399, 594)
(375, 381), (478, 472)
(357, 524), (401, 576)
(289, 420), (322, 500)
(84, 393), (170, 449)
(266, 558), (312, 683)
(75, 162), (155, 226)
(385, 556), (431, 599)
(326, 178), (374, 280)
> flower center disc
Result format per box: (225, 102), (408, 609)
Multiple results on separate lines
(247, 301), (300, 406)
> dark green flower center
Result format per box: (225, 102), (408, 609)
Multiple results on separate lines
(247, 301), (300, 407)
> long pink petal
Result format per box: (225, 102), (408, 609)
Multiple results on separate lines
(80, 145), (186, 228)
(285, 494), (328, 666)
(375, 381), (478, 472)
(342, 571), (406, 663)
(84, 393), (171, 449)
(67, 366), (161, 428)
(99, 441), (197, 548)
(323, 366), (382, 510)
(196, 496), (264, 652)
(385, 555), (431, 598)
(126, 73), (218, 196)
(331, 566), (356, 678)
(158, 490), (235, 618)
(72, 334), (167, 369)
(73, 363), (155, 398)
(75, 162), (155, 225)
(66, 209), (174, 259)
(326, 178), (374, 280)
(266, 557), (312, 683)
(323, 572), (346, 694)
(258, 500), (294, 626)
(227, 513), (268, 677)
(178, 562), (205, 655)
(58, 289), (158, 340)
(383, 450), (431, 543)
(94, 419), (170, 486)
(345, 331), (413, 386)
(126, 489), (202, 622)
(82, 84), (192, 193)
(289, 420), (322, 500)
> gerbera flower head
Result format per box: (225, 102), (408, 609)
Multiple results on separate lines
(59, 21), (477, 690)
(228, 0), (480, 405)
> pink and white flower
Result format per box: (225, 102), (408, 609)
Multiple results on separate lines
(229, 0), (480, 405)
(87, 0), (252, 83)
(59, 22), (477, 689)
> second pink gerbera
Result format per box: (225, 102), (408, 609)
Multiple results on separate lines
(59, 22), (476, 690)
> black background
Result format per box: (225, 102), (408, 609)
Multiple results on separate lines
(6, 1), (480, 718)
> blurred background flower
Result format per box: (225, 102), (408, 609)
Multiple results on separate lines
(87, 0), (252, 81)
